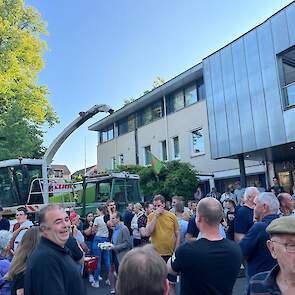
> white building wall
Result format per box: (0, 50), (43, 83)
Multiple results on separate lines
(96, 99), (264, 182)
(97, 131), (136, 171)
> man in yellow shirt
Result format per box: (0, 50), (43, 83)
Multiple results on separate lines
(145, 195), (180, 295)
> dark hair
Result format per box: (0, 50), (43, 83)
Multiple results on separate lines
(106, 200), (116, 206)
(113, 211), (122, 221)
(175, 202), (184, 214)
(227, 199), (236, 208)
(97, 206), (107, 215)
(38, 204), (63, 225)
(117, 245), (167, 295)
(143, 201), (151, 210)
(17, 207), (28, 215)
(153, 194), (165, 204)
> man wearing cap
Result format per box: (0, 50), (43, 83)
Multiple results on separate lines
(0, 207), (10, 231)
(249, 216), (295, 295)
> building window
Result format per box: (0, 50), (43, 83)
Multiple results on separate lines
(160, 140), (167, 161)
(144, 146), (151, 165)
(185, 84), (197, 106)
(143, 107), (152, 125)
(118, 119), (128, 136)
(151, 100), (162, 120)
(119, 154), (124, 165)
(111, 157), (116, 170)
(197, 80), (206, 100)
(128, 115), (136, 132)
(173, 91), (185, 111)
(172, 136), (180, 159)
(280, 47), (295, 107)
(191, 128), (205, 154)
(100, 125), (114, 143)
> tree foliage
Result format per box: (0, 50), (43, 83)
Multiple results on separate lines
(0, 0), (58, 160)
(116, 161), (198, 201)
(123, 76), (166, 106)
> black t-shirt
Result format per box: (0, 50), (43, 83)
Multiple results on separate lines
(25, 237), (86, 295)
(226, 211), (235, 240)
(82, 221), (95, 242)
(104, 214), (114, 239)
(10, 272), (24, 295)
(65, 236), (84, 262)
(186, 214), (199, 238)
(171, 238), (242, 295)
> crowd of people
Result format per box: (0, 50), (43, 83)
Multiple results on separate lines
(0, 176), (294, 295)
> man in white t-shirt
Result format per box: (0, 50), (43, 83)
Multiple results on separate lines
(12, 207), (33, 252)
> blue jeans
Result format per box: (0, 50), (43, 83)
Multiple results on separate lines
(92, 236), (111, 281)
(85, 240), (93, 255)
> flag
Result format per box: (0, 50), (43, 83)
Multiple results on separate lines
(150, 152), (163, 175)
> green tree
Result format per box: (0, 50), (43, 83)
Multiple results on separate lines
(0, 0), (58, 159)
(123, 76), (166, 105)
(0, 104), (45, 160)
(116, 161), (198, 201)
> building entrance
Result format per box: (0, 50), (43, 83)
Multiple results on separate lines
(275, 161), (295, 194)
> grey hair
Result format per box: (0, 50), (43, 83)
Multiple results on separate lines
(256, 192), (279, 214)
(244, 187), (259, 201)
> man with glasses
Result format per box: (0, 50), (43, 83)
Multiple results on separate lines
(12, 207), (33, 252)
(277, 193), (295, 217)
(249, 216), (295, 294)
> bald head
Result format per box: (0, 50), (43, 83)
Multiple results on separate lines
(197, 197), (224, 226)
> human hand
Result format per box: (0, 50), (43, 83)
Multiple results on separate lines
(155, 207), (164, 217)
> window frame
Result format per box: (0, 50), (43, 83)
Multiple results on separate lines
(277, 46), (295, 109)
(143, 145), (151, 166)
(190, 128), (205, 156)
(171, 136), (180, 160)
(160, 140), (168, 161)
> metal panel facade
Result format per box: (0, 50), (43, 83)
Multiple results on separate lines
(210, 53), (230, 157)
(204, 3), (294, 159)
(220, 46), (243, 155)
(203, 59), (218, 159)
(244, 30), (271, 149)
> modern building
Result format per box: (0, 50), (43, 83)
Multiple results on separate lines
(204, 1), (295, 193)
(89, 2), (295, 195)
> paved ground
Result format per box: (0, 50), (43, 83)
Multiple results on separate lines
(85, 276), (247, 295)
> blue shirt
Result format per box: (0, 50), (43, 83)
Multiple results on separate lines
(112, 224), (123, 244)
(0, 218), (10, 231)
(239, 214), (279, 279)
(234, 206), (254, 235)
(177, 217), (188, 244)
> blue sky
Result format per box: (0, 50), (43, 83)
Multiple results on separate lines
(26, 0), (294, 173)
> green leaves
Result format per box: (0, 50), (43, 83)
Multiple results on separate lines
(0, 0), (58, 159)
(116, 161), (199, 201)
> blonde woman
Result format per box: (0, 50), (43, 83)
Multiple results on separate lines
(6, 226), (40, 295)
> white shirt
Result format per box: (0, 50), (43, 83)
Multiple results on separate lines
(94, 216), (109, 238)
(13, 220), (33, 251)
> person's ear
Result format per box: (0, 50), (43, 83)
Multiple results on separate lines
(163, 278), (169, 295)
(266, 240), (277, 259)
